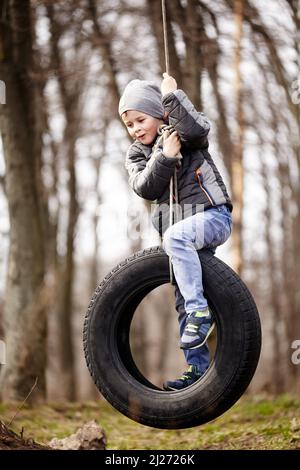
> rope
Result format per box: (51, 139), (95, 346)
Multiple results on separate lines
(161, 0), (178, 284)
(161, 0), (170, 75)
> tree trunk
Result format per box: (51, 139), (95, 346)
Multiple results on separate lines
(55, 135), (78, 401)
(290, 0), (300, 391)
(206, 53), (234, 183)
(0, 0), (46, 401)
(181, 0), (203, 109)
(261, 154), (285, 394)
(129, 229), (149, 378)
(231, 0), (244, 275)
(88, 0), (120, 112)
(47, 3), (84, 400)
(89, 122), (107, 296)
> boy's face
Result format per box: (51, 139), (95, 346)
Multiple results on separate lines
(122, 110), (163, 145)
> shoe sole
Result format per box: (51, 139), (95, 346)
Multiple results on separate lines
(163, 385), (178, 391)
(180, 322), (215, 350)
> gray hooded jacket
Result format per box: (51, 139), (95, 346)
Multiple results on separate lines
(125, 89), (232, 235)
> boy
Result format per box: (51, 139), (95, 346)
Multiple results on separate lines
(119, 73), (232, 390)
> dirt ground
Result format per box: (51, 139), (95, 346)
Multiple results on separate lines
(0, 395), (300, 450)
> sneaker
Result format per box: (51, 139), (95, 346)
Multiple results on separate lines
(180, 308), (215, 350)
(163, 365), (202, 391)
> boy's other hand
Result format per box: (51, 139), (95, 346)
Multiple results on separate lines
(163, 130), (181, 158)
(161, 73), (177, 96)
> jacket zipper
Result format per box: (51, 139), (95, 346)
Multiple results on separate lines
(195, 168), (216, 206)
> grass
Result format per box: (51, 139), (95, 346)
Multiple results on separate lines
(0, 395), (300, 450)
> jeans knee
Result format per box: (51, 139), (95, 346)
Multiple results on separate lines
(164, 227), (195, 256)
(163, 227), (182, 254)
(162, 226), (173, 254)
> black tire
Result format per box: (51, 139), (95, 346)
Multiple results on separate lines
(83, 246), (261, 429)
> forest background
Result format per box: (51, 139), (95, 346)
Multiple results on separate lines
(0, 0), (300, 409)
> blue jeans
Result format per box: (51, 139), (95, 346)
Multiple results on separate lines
(163, 205), (232, 372)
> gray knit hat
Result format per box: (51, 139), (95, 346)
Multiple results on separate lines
(118, 79), (164, 118)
